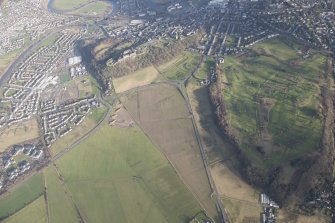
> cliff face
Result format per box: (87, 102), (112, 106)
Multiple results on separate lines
(209, 55), (335, 211)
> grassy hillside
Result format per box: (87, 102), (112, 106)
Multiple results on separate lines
(221, 37), (325, 168)
(210, 37), (331, 205)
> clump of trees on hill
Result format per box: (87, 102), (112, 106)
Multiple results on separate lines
(78, 33), (201, 92)
(106, 35), (201, 79)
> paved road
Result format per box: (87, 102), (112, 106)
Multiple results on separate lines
(179, 80), (229, 223)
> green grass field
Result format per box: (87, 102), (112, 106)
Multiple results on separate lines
(0, 51), (21, 76)
(87, 75), (101, 96)
(156, 53), (201, 80)
(89, 106), (108, 123)
(3, 88), (17, 98)
(0, 174), (44, 219)
(52, 0), (112, 14)
(121, 84), (218, 218)
(222, 37), (326, 168)
(54, 124), (203, 222)
(2, 196), (47, 223)
(51, 0), (91, 11)
(0, 124), (205, 222)
(71, 2), (112, 16)
(38, 32), (62, 49)
(44, 166), (79, 223)
(58, 71), (71, 84)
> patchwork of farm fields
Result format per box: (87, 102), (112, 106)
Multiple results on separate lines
(2, 196), (47, 223)
(0, 174), (44, 219)
(0, 122), (205, 222)
(221, 37), (327, 169)
(1, 35), (330, 222)
(56, 124), (203, 222)
(121, 83), (218, 219)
